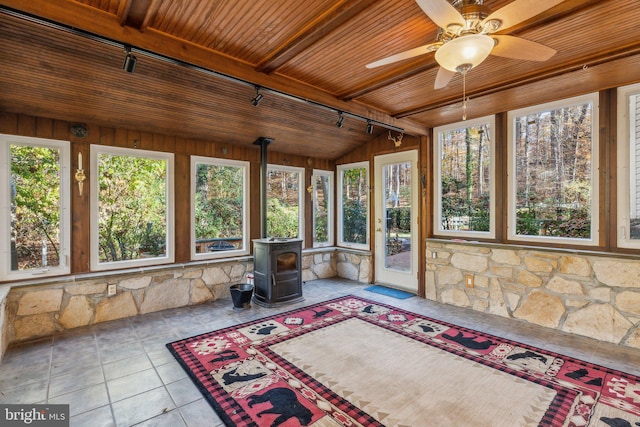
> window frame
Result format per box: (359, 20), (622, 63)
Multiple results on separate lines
(433, 115), (496, 239)
(190, 156), (250, 260)
(312, 169), (334, 248)
(0, 134), (71, 281)
(507, 92), (600, 246)
(90, 145), (175, 271)
(617, 82), (640, 249)
(266, 164), (305, 242)
(337, 161), (370, 250)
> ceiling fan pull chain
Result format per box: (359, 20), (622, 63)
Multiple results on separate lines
(462, 71), (467, 121)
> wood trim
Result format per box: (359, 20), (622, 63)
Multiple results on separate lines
(256, 0), (377, 74)
(601, 89), (616, 251)
(494, 112), (508, 243)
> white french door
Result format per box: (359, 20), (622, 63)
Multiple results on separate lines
(374, 150), (418, 292)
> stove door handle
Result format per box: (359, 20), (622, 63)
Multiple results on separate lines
(271, 273), (277, 287)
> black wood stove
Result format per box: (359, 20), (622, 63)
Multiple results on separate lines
(252, 238), (303, 307)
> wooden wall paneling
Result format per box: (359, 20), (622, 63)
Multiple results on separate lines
(304, 164), (313, 248)
(99, 126), (115, 146)
(71, 137), (90, 273)
(80, 123), (101, 145)
(174, 152), (191, 262)
(17, 114), (36, 136)
(35, 117), (54, 139)
(601, 89), (616, 251)
(128, 130), (143, 149)
(0, 112), (19, 134)
(494, 113), (507, 243)
(418, 134), (430, 298)
(249, 160), (262, 246)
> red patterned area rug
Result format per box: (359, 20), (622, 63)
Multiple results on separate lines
(166, 296), (640, 426)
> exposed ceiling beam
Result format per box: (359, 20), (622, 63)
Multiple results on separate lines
(256, 0), (378, 74)
(340, 0), (603, 102)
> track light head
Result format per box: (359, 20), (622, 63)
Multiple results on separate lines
(252, 86), (263, 106)
(122, 46), (137, 73)
(336, 112), (344, 128)
(366, 120), (374, 135)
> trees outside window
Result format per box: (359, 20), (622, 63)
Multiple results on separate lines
(0, 135), (70, 280)
(91, 146), (174, 270)
(266, 165), (304, 239)
(337, 162), (369, 249)
(508, 93), (599, 245)
(312, 170), (333, 247)
(617, 83), (640, 249)
(434, 116), (495, 239)
(192, 157), (249, 258)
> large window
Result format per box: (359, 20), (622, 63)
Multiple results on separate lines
(0, 134), (70, 281)
(507, 93), (599, 245)
(191, 157), (249, 258)
(618, 82), (640, 249)
(91, 146), (174, 270)
(312, 169), (333, 247)
(337, 162), (369, 249)
(434, 116), (495, 239)
(266, 165), (304, 240)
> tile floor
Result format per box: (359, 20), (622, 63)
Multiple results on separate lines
(1, 278), (639, 426)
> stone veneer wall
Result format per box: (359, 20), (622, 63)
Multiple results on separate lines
(1, 247), (367, 356)
(336, 249), (372, 283)
(0, 285), (9, 358)
(426, 240), (640, 350)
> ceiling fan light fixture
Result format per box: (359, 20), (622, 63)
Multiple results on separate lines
(435, 34), (494, 72)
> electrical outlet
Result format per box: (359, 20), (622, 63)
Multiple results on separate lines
(107, 284), (117, 296)
(465, 274), (474, 288)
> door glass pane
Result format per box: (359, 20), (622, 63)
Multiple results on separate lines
(383, 161), (411, 272)
(10, 144), (62, 271)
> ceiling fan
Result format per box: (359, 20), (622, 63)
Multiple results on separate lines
(366, 0), (563, 89)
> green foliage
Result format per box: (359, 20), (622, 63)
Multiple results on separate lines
(342, 199), (367, 244)
(267, 198), (298, 238)
(516, 206), (590, 238)
(386, 207), (410, 233)
(98, 153), (167, 262)
(194, 164), (244, 242)
(10, 145), (61, 269)
(441, 180), (490, 232)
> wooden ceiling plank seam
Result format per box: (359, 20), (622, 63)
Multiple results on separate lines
(138, 0), (160, 32)
(256, 0), (378, 74)
(342, 0), (603, 103)
(116, 0), (132, 26)
(0, 2), (423, 135)
(394, 41), (640, 119)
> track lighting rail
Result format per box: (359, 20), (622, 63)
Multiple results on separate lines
(2, 6), (404, 135)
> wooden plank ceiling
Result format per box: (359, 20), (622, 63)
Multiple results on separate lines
(1, 0), (640, 160)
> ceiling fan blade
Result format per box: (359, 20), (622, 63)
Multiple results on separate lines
(491, 35), (556, 61)
(434, 67), (456, 89)
(483, 0), (565, 32)
(366, 43), (441, 68)
(414, 0), (464, 30)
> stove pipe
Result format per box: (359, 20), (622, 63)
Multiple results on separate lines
(253, 137), (273, 238)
